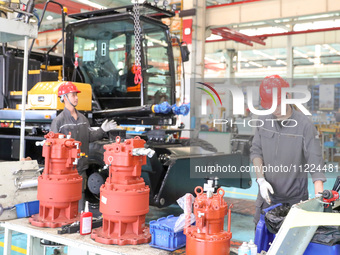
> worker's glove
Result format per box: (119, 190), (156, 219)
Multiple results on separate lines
(257, 178), (274, 204)
(315, 193), (323, 198)
(101, 119), (117, 132)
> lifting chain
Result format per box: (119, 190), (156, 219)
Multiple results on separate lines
(133, 0), (143, 85)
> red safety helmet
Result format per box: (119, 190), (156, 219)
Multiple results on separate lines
(260, 75), (289, 109)
(58, 82), (81, 97)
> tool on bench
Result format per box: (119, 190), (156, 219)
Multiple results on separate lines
(58, 217), (103, 235)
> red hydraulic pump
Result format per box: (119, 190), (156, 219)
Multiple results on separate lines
(91, 136), (155, 245)
(185, 180), (233, 255)
(29, 132), (83, 228)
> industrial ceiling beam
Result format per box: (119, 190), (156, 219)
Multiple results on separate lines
(211, 28), (254, 46)
(211, 27), (266, 46)
(257, 26), (340, 38)
(206, 0), (265, 9)
(208, 26), (340, 43)
(206, 0), (340, 28)
(215, 26), (266, 45)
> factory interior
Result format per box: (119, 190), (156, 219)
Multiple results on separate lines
(1, 0), (340, 254)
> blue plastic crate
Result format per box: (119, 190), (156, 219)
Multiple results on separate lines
(149, 215), (186, 251)
(15, 200), (39, 218)
(324, 141), (335, 147)
(304, 242), (340, 255)
(254, 203), (282, 253)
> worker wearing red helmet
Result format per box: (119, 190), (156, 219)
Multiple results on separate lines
(250, 75), (326, 226)
(51, 82), (117, 211)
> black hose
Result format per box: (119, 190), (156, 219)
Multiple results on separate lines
(332, 176), (340, 192)
(181, 46), (186, 104)
(76, 68), (84, 83)
(33, 9), (40, 25)
(0, 10), (7, 18)
(70, 58), (84, 83)
(29, 0), (66, 80)
(45, 38), (62, 69)
(72, 68), (77, 82)
(93, 105), (154, 119)
(175, 37), (187, 104)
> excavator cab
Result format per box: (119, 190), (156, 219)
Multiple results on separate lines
(64, 4), (252, 207)
(66, 4), (176, 110)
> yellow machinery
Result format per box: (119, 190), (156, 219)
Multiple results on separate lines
(0, 0), (20, 12)
(25, 81), (92, 111)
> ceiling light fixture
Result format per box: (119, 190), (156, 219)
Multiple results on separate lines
(75, 0), (107, 9)
(293, 49), (309, 59)
(206, 34), (223, 41)
(276, 59), (287, 65)
(253, 50), (276, 60)
(253, 50), (287, 65)
(323, 44), (340, 56)
(248, 61), (263, 68)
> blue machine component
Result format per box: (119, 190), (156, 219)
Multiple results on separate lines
(153, 102), (172, 114)
(172, 103), (190, 116)
(153, 102), (190, 116)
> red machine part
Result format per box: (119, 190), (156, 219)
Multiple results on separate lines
(29, 132), (82, 228)
(323, 190), (339, 208)
(91, 136), (151, 245)
(185, 186), (233, 255)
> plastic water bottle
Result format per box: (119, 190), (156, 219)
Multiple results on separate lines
(248, 239), (258, 255)
(238, 242), (250, 255)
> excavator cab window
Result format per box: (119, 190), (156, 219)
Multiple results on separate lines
(69, 16), (175, 109)
(142, 29), (172, 104)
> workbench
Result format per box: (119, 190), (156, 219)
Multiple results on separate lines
(0, 218), (171, 255)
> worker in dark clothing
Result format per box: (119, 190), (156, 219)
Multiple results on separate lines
(51, 82), (117, 211)
(250, 75), (326, 225)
